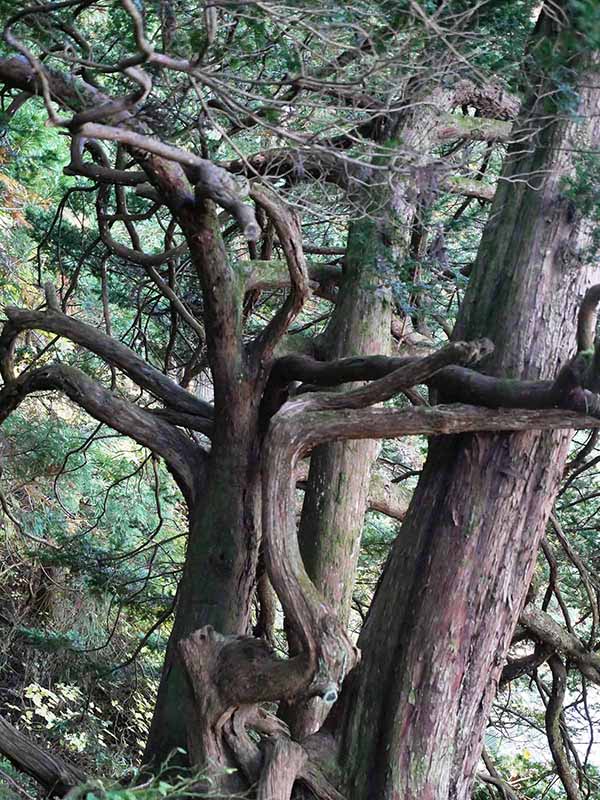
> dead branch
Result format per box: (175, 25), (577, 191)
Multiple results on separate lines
(0, 715), (84, 797)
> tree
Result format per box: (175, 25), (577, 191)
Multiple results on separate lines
(0, 1), (599, 799)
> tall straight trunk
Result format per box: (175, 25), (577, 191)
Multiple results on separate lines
(336, 10), (600, 800)
(298, 217), (392, 625)
(291, 77), (460, 737)
(286, 219), (391, 738)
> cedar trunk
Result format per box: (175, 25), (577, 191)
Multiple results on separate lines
(143, 414), (261, 768)
(336, 24), (600, 800)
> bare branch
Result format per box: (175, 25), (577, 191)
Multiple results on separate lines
(520, 606), (600, 685)
(0, 715), (84, 797)
(546, 654), (581, 800)
(0, 56), (259, 238)
(249, 187), (311, 360)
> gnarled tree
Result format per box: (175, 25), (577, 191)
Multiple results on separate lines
(0, 1), (599, 799)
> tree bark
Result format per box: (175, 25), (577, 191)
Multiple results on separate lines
(297, 221), (393, 613)
(335, 9), (600, 800)
(143, 203), (265, 772)
(285, 219), (391, 738)
(0, 716), (85, 797)
(290, 76), (464, 738)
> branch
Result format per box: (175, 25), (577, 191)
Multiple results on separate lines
(249, 187), (311, 360)
(259, 393), (600, 754)
(435, 112), (512, 143)
(0, 364), (203, 501)
(242, 260), (342, 294)
(283, 339), (494, 413)
(500, 644), (551, 686)
(257, 739), (307, 800)
(0, 57), (259, 238)
(66, 135), (146, 186)
(180, 200), (246, 401)
(1, 301), (212, 419)
(224, 147), (498, 202)
(479, 747), (520, 800)
(0, 715), (84, 797)
(443, 176), (495, 202)
(546, 654), (581, 800)
(519, 605), (600, 685)
(78, 122), (259, 240)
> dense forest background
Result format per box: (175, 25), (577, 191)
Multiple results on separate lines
(0, 1), (599, 798)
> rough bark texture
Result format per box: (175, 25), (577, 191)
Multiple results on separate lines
(297, 218), (392, 625)
(287, 219), (392, 741)
(289, 78), (463, 737)
(143, 203), (264, 770)
(0, 715), (85, 796)
(335, 14), (600, 800)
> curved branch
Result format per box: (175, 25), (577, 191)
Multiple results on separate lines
(300, 339), (494, 411)
(520, 605), (600, 685)
(66, 134), (147, 186)
(262, 397), (600, 702)
(98, 221), (188, 267)
(0, 715), (84, 797)
(249, 187), (311, 360)
(0, 364), (203, 500)
(546, 655), (581, 800)
(78, 122), (259, 239)
(0, 304), (212, 419)
(262, 340), (492, 421)
(0, 57), (259, 239)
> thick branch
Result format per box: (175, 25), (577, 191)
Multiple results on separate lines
(180, 200), (246, 402)
(313, 340), (493, 409)
(260, 392), (600, 768)
(265, 340), (493, 418)
(0, 715), (84, 797)
(435, 112), (512, 143)
(0, 364), (202, 500)
(242, 260), (342, 293)
(520, 605), (600, 685)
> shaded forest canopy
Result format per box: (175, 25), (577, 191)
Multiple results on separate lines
(0, 1), (599, 799)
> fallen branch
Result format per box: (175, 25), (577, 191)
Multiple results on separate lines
(0, 715), (85, 797)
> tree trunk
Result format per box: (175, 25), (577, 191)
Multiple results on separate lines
(298, 218), (393, 622)
(286, 218), (391, 738)
(336, 11), (600, 800)
(290, 75), (462, 736)
(143, 393), (262, 772)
